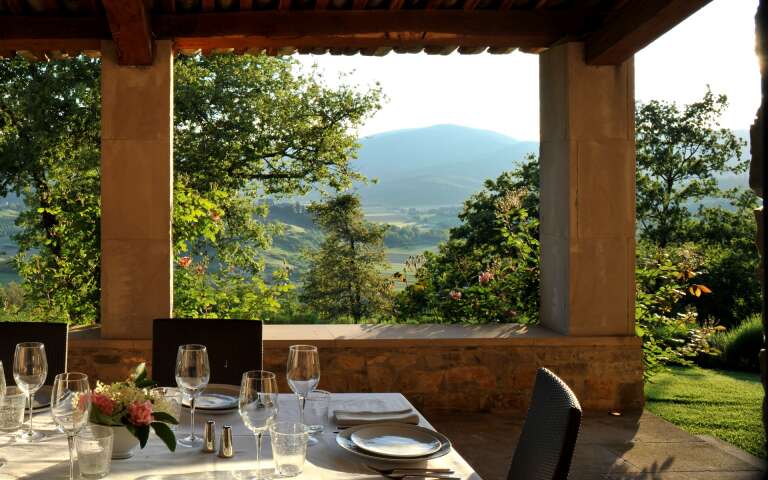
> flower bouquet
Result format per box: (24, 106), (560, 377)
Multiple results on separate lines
(89, 363), (178, 453)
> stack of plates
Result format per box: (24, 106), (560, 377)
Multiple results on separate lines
(336, 422), (451, 463)
(181, 384), (239, 415)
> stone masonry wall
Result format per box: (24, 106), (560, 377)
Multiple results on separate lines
(68, 325), (643, 415)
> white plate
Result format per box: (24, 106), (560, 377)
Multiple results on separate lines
(350, 423), (443, 458)
(337, 423), (451, 463)
(182, 384), (238, 413)
(32, 386), (51, 412)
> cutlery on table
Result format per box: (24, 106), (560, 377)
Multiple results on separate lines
(366, 465), (456, 478)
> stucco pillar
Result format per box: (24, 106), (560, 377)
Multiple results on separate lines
(539, 42), (635, 336)
(100, 40), (173, 339)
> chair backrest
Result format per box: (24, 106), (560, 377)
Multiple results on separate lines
(152, 318), (263, 386)
(507, 367), (582, 480)
(0, 322), (68, 386)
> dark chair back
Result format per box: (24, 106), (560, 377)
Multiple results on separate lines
(152, 318), (263, 386)
(0, 322), (68, 386)
(507, 368), (582, 480)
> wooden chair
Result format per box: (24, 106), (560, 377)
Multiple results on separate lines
(0, 322), (68, 386)
(507, 368), (582, 480)
(152, 318), (263, 386)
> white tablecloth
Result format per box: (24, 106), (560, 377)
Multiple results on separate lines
(0, 393), (482, 479)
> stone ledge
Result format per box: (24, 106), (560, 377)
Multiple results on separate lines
(71, 323), (641, 349)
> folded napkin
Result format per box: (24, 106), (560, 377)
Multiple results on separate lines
(334, 408), (420, 427)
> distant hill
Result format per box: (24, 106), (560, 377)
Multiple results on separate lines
(352, 125), (538, 207)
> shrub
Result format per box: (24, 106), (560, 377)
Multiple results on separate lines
(635, 242), (720, 379)
(708, 315), (763, 372)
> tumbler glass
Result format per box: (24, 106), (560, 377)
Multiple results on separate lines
(303, 389), (330, 434)
(150, 387), (182, 432)
(75, 425), (114, 479)
(0, 386), (26, 433)
(269, 421), (309, 478)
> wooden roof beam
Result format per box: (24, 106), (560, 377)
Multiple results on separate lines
(153, 9), (588, 39)
(102, 0), (153, 65)
(585, 0), (712, 65)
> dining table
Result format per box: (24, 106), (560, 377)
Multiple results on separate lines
(0, 392), (483, 479)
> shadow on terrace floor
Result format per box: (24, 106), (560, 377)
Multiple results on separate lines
(429, 410), (767, 480)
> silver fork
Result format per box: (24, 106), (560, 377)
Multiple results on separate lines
(366, 465), (456, 479)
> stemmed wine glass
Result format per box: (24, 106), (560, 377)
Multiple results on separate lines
(239, 370), (279, 480)
(51, 372), (91, 480)
(175, 344), (210, 448)
(286, 345), (320, 445)
(13, 342), (47, 442)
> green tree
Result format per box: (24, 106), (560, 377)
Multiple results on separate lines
(636, 88), (746, 246)
(300, 194), (393, 322)
(0, 57), (101, 323)
(0, 53), (382, 323)
(396, 156), (540, 324)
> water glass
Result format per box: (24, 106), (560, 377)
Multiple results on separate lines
(269, 421), (309, 478)
(239, 370), (279, 479)
(13, 341), (48, 442)
(175, 344), (210, 448)
(51, 372), (91, 480)
(0, 386), (27, 433)
(150, 387), (182, 432)
(286, 344), (320, 445)
(75, 425), (113, 479)
(303, 389), (330, 434)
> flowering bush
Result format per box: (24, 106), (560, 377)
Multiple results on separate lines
(395, 168), (540, 324)
(89, 364), (178, 451)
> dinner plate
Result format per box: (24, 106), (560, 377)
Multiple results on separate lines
(351, 423), (442, 458)
(336, 423), (451, 463)
(32, 385), (51, 412)
(182, 384), (238, 413)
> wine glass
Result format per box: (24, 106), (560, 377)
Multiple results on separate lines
(51, 372), (91, 480)
(175, 344), (210, 448)
(239, 370), (279, 480)
(13, 342), (47, 442)
(286, 345), (320, 445)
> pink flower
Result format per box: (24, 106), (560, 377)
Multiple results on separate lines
(178, 256), (192, 268)
(478, 271), (494, 285)
(127, 400), (153, 426)
(91, 393), (116, 416)
(449, 290), (462, 300)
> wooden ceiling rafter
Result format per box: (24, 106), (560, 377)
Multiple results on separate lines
(585, 0), (712, 64)
(102, 0), (154, 65)
(0, 0), (715, 63)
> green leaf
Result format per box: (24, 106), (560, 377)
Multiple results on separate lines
(151, 422), (177, 452)
(152, 411), (179, 425)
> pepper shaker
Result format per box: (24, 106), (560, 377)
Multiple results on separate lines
(202, 420), (216, 453)
(218, 425), (234, 458)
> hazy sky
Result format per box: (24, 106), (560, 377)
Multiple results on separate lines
(296, 0), (761, 141)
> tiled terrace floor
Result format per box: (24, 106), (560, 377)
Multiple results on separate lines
(430, 410), (767, 480)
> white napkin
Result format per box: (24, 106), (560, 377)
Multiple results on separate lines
(333, 408), (420, 427)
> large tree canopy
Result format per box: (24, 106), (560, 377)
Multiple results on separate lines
(635, 88), (746, 246)
(0, 53), (382, 323)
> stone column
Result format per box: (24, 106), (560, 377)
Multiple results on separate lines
(100, 40), (173, 339)
(539, 42), (636, 336)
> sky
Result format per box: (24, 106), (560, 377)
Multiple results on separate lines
(295, 0), (761, 141)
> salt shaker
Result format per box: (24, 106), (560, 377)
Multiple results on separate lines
(218, 425), (234, 458)
(202, 420), (216, 453)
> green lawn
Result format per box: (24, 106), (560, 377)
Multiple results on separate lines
(645, 366), (765, 459)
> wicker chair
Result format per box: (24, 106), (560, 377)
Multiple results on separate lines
(507, 368), (582, 480)
(152, 318), (263, 386)
(0, 322), (68, 385)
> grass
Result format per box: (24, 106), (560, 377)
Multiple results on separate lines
(645, 366), (765, 459)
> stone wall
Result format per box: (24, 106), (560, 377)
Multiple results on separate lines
(68, 324), (643, 415)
